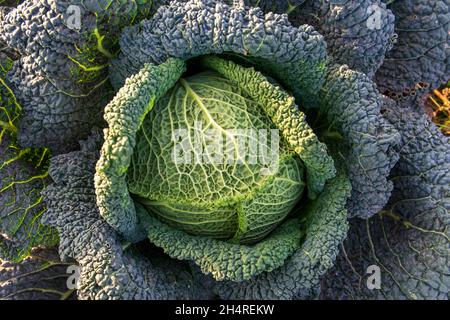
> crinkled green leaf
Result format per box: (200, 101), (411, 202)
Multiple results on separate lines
(139, 208), (304, 282)
(201, 169), (351, 299)
(0, 248), (75, 300)
(43, 128), (208, 300)
(0, 0), (163, 153)
(320, 100), (450, 300)
(0, 54), (58, 262)
(320, 64), (401, 218)
(259, 0), (396, 77)
(95, 58), (186, 242)
(235, 0), (306, 14)
(376, 0), (449, 103)
(111, 0), (328, 106)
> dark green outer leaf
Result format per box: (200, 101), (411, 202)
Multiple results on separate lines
(0, 136), (58, 262)
(236, 0), (307, 14)
(275, 0), (397, 78)
(0, 0), (163, 154)
(111, 0), (328, 106)
(0, 248), (75, 300)
(321, 64), (401, 218)
(42, 129), (209, 300)
(375, 0), (450, 103)
(320, 99), (450, 300)
(0, 53), (58, 262)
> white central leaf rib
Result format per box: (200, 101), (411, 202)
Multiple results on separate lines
(179, 78), (248, 168)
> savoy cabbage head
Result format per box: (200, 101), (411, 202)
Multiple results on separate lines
(0, 0), (448, 300)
